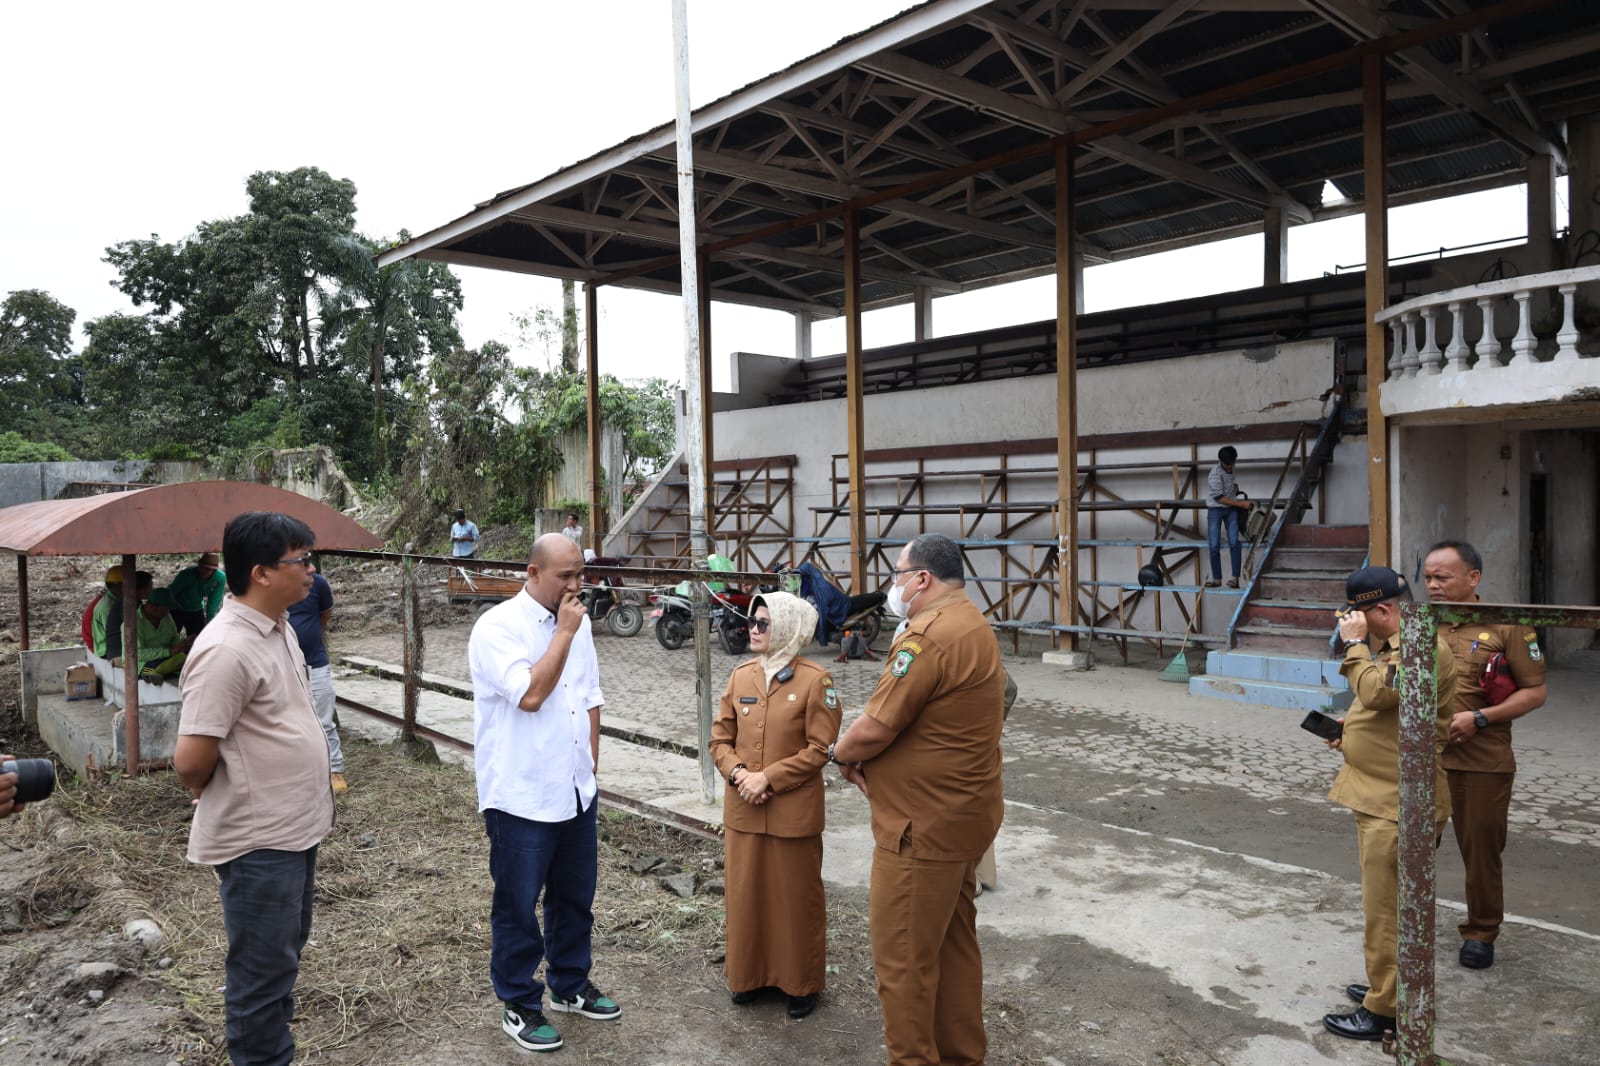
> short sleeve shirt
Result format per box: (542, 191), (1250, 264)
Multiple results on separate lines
(178, 596), (335, 865)
(287, 573), (335, 668)
(451, 521), (480, 557)
(1439, 612), (1546, 774)
(861, 590), (1005, 862)
(468, 587), (605, 822)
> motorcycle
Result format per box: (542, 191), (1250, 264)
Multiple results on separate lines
(581, 556), (644, 637)
(649, 584), (756, 654)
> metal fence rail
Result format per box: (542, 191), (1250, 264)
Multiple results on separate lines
(1395, 601), (1600, 1066)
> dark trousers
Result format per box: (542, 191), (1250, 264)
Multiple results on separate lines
(216, 847), (318, 1066)
(1207, 506), (1242, 580)
(1448, 769), (1515, 943)
(172, 608), (209, 639)
(485, 798), (598, 1008)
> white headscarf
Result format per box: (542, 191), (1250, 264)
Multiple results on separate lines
(751, 591), (817, 689)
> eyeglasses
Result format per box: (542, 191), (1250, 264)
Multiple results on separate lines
(751, 618), (771, 633)
(272, 553), (315, 569)
(889, 567), (926, 578)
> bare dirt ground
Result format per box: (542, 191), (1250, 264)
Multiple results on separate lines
(8, 553), (1596, 1065)
(0, 556), (1087, 1066)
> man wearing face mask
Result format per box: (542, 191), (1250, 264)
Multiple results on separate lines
(830, 532), (1005, 1066)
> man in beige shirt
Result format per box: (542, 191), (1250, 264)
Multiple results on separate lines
(176, 512), (335, 1066)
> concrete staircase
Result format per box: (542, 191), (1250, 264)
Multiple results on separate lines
(1189, 524), (1365, 709)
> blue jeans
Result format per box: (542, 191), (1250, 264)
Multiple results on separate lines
(216, 847), (318, 1066)
(1207, 506), (1242, 581)
(484, 797), (599, 1008)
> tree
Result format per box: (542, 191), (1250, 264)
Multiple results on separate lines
(322, 231), (463, 471)
(0, 289), (78, 436)
(93, 167), (463, 475)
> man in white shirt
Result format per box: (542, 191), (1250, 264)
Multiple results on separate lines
(451, 509), (480, 558)
(468, 533), (620, 1053)
(560, 512), (584, 549)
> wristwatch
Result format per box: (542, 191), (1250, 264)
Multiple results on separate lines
(826, 743), (841, 766)
(728, 763), (746, 786)
(1472, 710), (1490, 731)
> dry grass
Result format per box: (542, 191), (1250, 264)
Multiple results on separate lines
(10, 735), (746, 1065)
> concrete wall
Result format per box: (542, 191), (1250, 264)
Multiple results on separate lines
(17, 646), (84, 728)
(0, 460), (148, 510)
(1535, 430), (1599, 657)
(1392, 423), (1598, 660)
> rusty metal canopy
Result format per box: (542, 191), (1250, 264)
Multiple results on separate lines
(0, 482), (383, 557)
(379, 0), (1597, 314)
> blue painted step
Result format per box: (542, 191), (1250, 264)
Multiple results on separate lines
(1188, 673), (1353, 713)
(1205, 650), (1345, 687)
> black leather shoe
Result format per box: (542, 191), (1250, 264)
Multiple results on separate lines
(786, 994), (818, 1020)
(1322, 1007), (1394, 1041)
(1345, 983), (1369, 1005)
(730, 989), (760, 1005)
(1460, 940), (1494, 969)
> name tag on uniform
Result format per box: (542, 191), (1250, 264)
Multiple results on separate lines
(787, 694), (797, 701)
(739, 697), (758, 704)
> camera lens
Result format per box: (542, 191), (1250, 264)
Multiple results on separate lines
(2, 758), (56, 805)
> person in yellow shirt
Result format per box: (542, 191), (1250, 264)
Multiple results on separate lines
(1320, 565), (1455, 1042)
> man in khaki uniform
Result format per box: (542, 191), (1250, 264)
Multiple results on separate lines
(1424, 539), (1547, 971)
(1321, 566), (1456, 1042)
(832, 533), (1004, 1066)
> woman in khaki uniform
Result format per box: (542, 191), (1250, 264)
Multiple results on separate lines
(709, 591), (841, 1020)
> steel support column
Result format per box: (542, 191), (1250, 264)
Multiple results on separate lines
(1395, 601), (1441, 1066)
(697, 245), (716, 531)
(121, 553), (140, 773)
(1264, 205), (1288, 287)
(16, 556), (28, 651)
(1055, 146), (1081, 648)
(1363, 52), (1391, 567)
(585, 282), (603, 551)
(843, 210), (868, 593)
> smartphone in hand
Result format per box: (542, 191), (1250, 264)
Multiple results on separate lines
(1300, 711), (1344, 741)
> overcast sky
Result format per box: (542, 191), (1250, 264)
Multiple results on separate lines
(2, 1), (1551, 392)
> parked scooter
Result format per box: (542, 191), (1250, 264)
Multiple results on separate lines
(649, 584), (756, 654)
(580, 556), (643, 637)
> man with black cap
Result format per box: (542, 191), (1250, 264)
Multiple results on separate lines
(1320, 565), (1457, 1042)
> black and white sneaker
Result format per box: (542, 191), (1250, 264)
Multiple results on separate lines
(502, 1002), (562, 1052)
(548, 980), (622, 1021)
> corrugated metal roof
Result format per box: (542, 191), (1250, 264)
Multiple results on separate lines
(0, 482), (383, 557)
(381, 0), (1599, 314)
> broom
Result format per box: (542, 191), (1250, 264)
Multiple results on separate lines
(1157, 587), (1206, 683)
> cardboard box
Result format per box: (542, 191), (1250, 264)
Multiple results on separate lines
(64, 663), (99, 702)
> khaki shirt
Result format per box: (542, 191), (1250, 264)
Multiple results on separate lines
(1438, 608), (1546, 775)
(862, 590), (1004, 862)
(179, 597), (335, 865)
(1328, 631), (1456, 823)
(710, 658), (841, 838)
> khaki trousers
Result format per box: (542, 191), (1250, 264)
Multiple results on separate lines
(1447, 769), (1514, 943)
(1354, 810), (1447, 1017)
(870, 848), (985, 1066)
(1354, 812), (1401, 1017)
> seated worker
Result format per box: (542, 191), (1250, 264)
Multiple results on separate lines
(136, 588), (190, 681)
(90, 568), (154, 663)
(168, 553), (226, 638)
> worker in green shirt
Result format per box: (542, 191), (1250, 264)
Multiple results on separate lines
(92, 569), (153, 662)
(136, 587), (190, 681)
(169, 553), (226, 637)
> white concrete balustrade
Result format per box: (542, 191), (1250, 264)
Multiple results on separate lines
(1376, 265), (1600, 419)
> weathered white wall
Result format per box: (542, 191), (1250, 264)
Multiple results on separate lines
(1536, 430), (1599, 656)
